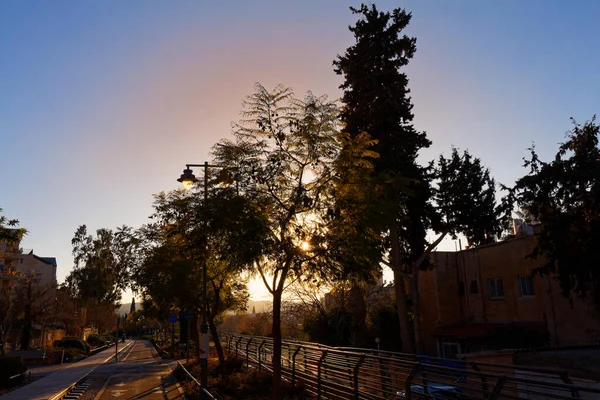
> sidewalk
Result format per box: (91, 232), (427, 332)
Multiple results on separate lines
(0, 341), (133, 400)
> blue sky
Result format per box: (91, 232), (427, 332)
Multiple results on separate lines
(1, 1), (599, 300)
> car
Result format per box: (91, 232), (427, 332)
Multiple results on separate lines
(396, 383), (463, 399)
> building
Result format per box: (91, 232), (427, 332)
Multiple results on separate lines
(419, 235), (600, 358)
(1, 239), (60, 351)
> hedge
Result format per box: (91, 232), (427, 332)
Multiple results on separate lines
(0, 356), (27, 387)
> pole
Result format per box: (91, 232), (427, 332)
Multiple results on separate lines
(115, 317), (119, 362)
(186, 314), (191, 363)
(201, 161), (209, 396)
(171, 322), (175, 358)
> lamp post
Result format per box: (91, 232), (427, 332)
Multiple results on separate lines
(177, 161), (221, 396)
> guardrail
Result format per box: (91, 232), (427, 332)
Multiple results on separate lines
(47, 372), (90, 400)
(8, 370), (30, 388)
(223, 333), (600, 400)
(90, 342), (112, 355)
(176, 361), (218, 400)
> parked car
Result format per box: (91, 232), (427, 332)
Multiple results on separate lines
(397, 383), (463, 399)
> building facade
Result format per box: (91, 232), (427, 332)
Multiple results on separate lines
(419, 235), (600, 357)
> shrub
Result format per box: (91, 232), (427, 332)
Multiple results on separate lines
(0, 356), (27, 387)
(86, 334), (108, 348)
(55, 348), (86, 363)
(54, 337), (91, 354)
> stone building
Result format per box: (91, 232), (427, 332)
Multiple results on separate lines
(419, 235), (600, 357)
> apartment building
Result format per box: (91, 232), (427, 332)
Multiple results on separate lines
(419, 235), (600, 358)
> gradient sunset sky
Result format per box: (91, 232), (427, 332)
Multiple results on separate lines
(2, 1), (599, 301)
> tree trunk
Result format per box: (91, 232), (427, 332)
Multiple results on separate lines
(208, 320), (226, 377)
(390, 224), (415, 354)
(21, 281), (33, 350)
(410, 267), (423, 354)
(0, 324), (5, 356)
(272, 289), (283, 400)
(410, 231), (447, 355)
(191, 313), (200, 360)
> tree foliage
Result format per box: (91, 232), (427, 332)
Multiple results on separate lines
(67, 225), (134, 305)
(510, 117), (600, 304)
(212, 83), (345, 398)
(335, 4), (506, 353)
(0, 207), (26, 246)
(132, 188), (258, 371)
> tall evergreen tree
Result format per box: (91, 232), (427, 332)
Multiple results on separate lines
(130, 298), (136, 314)
(334, 4), (506, 353)
(334, 3), (430, 353)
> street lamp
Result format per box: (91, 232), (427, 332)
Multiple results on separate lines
(177, 161), (221, 395)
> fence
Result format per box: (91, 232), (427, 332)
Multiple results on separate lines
(222, 333), (600, 400)
(175, 361), (218, 400)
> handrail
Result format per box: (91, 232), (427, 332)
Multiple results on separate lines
(176, 361), (218, 400)
(222, 332), (600, 400)
(8, 370), (30, 387)
(48, 372), (91, 400)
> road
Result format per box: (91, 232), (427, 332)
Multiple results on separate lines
(89, 340), (183, 400)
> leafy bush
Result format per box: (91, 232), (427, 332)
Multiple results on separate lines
(86, 333), (108, 348)
(56, 348), (86, 363)
(0, 356), (27, 387)
(179, 353), (307, 400)
(54, 337), (91, 354)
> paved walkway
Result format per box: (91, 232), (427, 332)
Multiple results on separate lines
(0, 341), (133, 400)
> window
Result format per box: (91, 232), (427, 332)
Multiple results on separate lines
(441, 342), (461, 359)
(518, 275), (535, 297)
(470, 280), (479, 294)
(487, 278), (504, 299)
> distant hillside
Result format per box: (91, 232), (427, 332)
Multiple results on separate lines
(247, 300), (271, 314)
(118, 302), (142, 316)
(117, 300), (268, 317)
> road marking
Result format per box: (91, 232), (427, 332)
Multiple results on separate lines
(122, 340), (138, 361)
(110, 389), (126, 397)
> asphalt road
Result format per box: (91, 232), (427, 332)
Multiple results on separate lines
(90, 340), (183, 400)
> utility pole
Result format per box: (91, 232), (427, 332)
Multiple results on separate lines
(115, 316), (120, 362)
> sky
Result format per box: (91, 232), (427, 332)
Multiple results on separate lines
(2, 1), (599, 302)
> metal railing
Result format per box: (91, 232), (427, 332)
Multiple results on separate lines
(223, 333), (600, 400)
(7, 370), (30, 388)
(176, 361), (218, 400)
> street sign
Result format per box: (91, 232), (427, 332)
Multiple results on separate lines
(183, 309), (193, 320)
(169, 314), (178, 324)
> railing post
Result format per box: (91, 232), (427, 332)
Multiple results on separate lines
(559, 371), (580, 399)
(353, 355), (366, 400)
(258, 340), (266, 371)
(245, 337), (253, 368)
(404, 364), (419, 400)
(317, 350), (328, 399)
(292, 346), (302, 385)
(471, 361), (489, 398)
(489, 376), (507, 400)
(235, 336), (243, 358)
(228, 335), (234, 353)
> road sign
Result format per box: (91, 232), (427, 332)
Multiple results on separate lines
(169, 314), (178, 324)
(183, 309), (193, 320)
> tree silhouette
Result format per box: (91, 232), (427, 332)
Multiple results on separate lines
(510, 117), (600, 306)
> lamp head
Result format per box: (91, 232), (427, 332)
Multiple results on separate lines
(177, 168), (198, 190)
